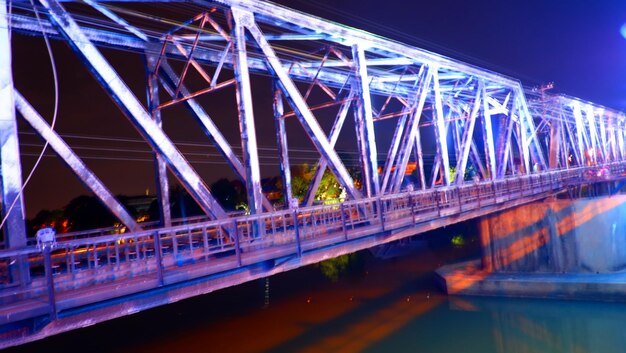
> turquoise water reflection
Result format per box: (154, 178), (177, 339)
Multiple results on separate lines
(361, 296), (626, 353)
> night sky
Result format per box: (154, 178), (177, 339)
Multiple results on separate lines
(11, 0), (626, 217)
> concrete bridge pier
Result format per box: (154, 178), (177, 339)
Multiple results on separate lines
(436, 193), (626, 301)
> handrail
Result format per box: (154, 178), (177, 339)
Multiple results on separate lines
(0, 162), (623, 324)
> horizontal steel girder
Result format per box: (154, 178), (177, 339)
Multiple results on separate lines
(9, 9), (625, 133)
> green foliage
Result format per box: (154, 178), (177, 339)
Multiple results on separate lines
(291, 163), (344, 204)
(319, 254), (351, 282)
(451, 234), (465, 247)
(236, 202), (250, 215)
(449, 166), (457, 183)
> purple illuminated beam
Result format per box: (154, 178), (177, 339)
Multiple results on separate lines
(15, 91), (140, 232)
(39, 0), (227, 219)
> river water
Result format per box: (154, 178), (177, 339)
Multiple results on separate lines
(8, 231), (626, 353)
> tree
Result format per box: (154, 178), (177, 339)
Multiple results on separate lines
(290, 163), (344, 204)
(168, 185), (204, 219)
(210, 178), (242, 210)
(27, 209), (67, 236)
(64, 195), (118, 231)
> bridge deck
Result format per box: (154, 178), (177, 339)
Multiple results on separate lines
(0, 165), (623, 346)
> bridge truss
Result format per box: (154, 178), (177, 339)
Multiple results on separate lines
(4, 0), (625, 233)
(1, 0), (626, 344)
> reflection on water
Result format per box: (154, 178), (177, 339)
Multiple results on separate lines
(9, 232), (626, 353)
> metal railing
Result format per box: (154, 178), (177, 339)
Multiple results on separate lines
(0, 163), (624, 323)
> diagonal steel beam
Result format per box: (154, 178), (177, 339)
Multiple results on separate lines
(455, 83), (482, 184)
(390, 67), (433, 193)
(380, 108), (409, 193)
(273, 84), (294, 208)
(157, 60), (273, 211)
(39, 0), (227, 219)
(304, 93), (354, 206)
(571, 102), (589, 167)
(238, 8), (361, 199)
(496, 93), (517, 178)
(144, 52), (171, 227)
(15, 91), (140, 232)
(481, 82), (497, 179)
(232, 10), (264, 215)
(351, 43), (380, 197)
(413, 125), (426, 190)
(584, 105), (600, 164)
(432, 68), (451, 185)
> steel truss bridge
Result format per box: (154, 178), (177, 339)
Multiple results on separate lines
(1, 0), (626, 346)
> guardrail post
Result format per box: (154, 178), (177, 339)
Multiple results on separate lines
(505, 178), (510, 201)
(456, 186), (462, 212)
(153, 231), (164, 286)
(42, 246), (57, 320)
(340, 203), (348, 240)
(233, 220), (242, 266)
(293, 209), (302, 257)
(409, 193), (416, 225)
(377, 198), (385, 232)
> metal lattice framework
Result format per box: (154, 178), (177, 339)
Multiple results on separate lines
(2, 0), (626, 255)
(3, 1), (626, 344)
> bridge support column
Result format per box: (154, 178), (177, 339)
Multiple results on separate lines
(437, 193), (626, 301)
(0, 0), (29, 285)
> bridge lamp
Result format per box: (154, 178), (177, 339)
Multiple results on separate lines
(621, 23), (626, 40)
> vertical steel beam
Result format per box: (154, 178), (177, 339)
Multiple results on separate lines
(157, 60), (273, 212)
(548, 120), (561, 169)
(557, 120), (569, 168)
(515, 95), (531, 173)
(584, 105), (599, 164)
(598, 110), (608, 162)
(519, 94), (547, 170)
(232, 10), (263, 215)
(481, 82), (496, 179)
(608, 115), (617, 162)
(240, 9), (360, 199)
(351, 44), (379, 197)
(414, 127), (426, 190)
(145, 53), (171, 227)
(432, 68), (450, 185)
(572, 102), (588, 166)
(564, 119), (582, 166)
(0, 0), (28, 284)
(618, 114), (626, 160)
(273, 84), (294, 208)
(39, 0), (227, 219)
(380, 111), (407, 193)
(15, 91), (140, 232)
